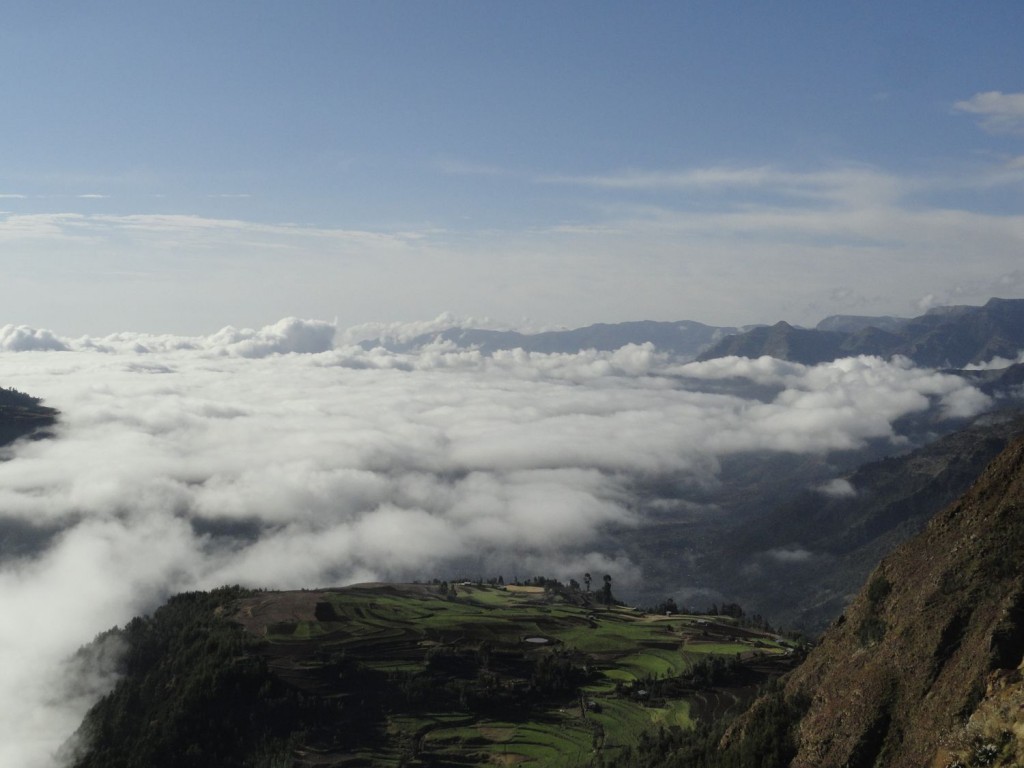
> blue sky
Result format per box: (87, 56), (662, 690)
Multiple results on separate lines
(2, 2), (1023, 334)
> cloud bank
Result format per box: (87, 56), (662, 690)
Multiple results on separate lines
(0, 319), (998, 766)
(0, 325), (69, 352)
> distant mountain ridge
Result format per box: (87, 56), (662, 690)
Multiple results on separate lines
(814, 314), (910, 334)
(363, 319), (749, 360)
(699, 297), (1024, 367)
(362, 298), (1024, 370)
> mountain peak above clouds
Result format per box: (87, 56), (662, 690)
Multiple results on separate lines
(815, 314), (911, 334)
(359, 298), (1024, 371)
(699, 297), (1024, 368)
(361, 318), (750, 360)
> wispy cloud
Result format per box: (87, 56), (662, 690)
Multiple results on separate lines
(541, 165), (909, 207)
(0, 211), (431, 250)
(954, 91), (1024, 134)
(545, 165), (787, 190)
(765, 546), (815, 564)
(817, 478), (857, 498)
(522, 155), (1024, 323)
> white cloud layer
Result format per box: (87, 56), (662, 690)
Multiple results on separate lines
(0, 320), (997, 766)
(955, 90), (1024, 134)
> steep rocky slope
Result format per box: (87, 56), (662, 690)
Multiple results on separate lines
(773, 433), (1024, 767)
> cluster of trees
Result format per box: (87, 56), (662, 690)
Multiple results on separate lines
(643, 598), (785, 636)
(435, 580), (458, 597)
(712, 602), (745, 619)
(0, 386), (42, 408)
(615, 656), (746, 704)
(428, 572), (621, 606)
(570, 572), (616, 605)
(645, 599), (746, 618)
(528, 651), (587, 695)
(387, 641), (589, 716)
(617, 682), (809, 768)
(68, 587), (350, 768)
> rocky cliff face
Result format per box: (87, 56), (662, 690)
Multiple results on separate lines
(775, 434), (1024, 767)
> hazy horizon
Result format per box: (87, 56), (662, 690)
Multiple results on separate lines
(0, 290), (1018, 352)
(3, 3), (1024, 335)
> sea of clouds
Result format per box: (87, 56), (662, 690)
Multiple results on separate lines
(0, 316), (998, 766)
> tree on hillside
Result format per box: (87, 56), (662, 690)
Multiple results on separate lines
(601, 574), (613, 606)
(584, 573), (592, 593)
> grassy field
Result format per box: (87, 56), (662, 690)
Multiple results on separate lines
(238, 582), (797, 765)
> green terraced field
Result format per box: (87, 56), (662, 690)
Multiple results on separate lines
(237, 582), (797, 765)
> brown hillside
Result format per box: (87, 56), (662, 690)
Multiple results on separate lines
(781, 434), (1024, 768)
